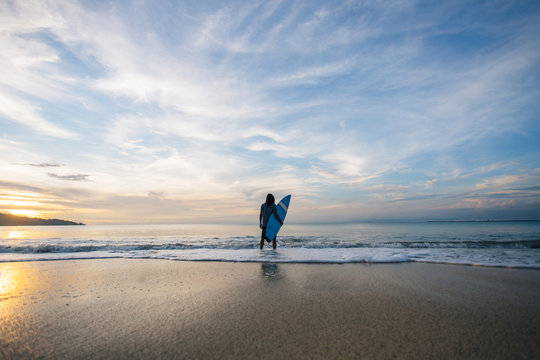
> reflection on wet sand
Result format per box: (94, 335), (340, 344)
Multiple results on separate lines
(0, 263), (31, 301)
(0, 265), (17, 299)
(261, 263), (281, 280)
(0, 262), (42, 325)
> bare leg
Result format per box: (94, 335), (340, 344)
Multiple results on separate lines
(260, 228), (265, 250)
(272, 238), (276, 249)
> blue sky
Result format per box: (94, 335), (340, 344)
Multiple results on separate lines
(1, 0), (539, 224)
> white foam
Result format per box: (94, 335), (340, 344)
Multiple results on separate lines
(1, 248), (538, 269)
(132, 248), (412, 263)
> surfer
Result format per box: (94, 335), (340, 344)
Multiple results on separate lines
(259, 193), (283, 250)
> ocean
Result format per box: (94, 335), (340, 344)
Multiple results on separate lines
(1, 222), (539, 268)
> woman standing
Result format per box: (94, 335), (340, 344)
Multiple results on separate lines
(259, 193), (283, 249)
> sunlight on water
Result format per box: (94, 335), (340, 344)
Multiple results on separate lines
(8, 231), (26, 239)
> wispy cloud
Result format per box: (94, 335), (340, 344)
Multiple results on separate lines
(0, 1), (82, 138)
(48, 173), (91, 182)
(19, 162), (63, 168)
(0, 92), (76, 138)
(271, 60), (354, 85)
(476, 175), (525, 190)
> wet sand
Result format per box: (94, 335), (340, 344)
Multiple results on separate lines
(1, 259), (539, 359)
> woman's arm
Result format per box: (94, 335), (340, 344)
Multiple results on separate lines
(259, 207), (263, 228)
(273, 207), (283, 226)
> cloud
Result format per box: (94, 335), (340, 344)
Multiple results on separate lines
(478, 161), (518, 174)
(271, 59), (354, 85)
(19, 162), (63, 168)
(514, 186), (540, 192)
(367, 184), (408, 193)
(0, 92), (76, 138)
(476, 175), (523, 190)
(246, 141), (307, 159)
(423, 179), (439, 188)
(0, 180), (44, 194)
(48, 173), (91, 182)
(0, 180), (83, 218)
(0, 1), (82, 138)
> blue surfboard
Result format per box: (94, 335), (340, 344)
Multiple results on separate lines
(265, 195), (291, 242)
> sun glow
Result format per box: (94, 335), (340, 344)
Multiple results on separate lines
(7, 209), (43, 218)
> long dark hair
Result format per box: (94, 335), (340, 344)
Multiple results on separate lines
(265, 193), (275, 206)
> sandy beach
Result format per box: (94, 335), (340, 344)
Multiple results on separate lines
(1, 259), (539, 359)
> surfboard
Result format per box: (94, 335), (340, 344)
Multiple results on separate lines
(265, 195), (291, 242)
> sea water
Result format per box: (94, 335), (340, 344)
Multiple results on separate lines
(0, 222), (539, 268)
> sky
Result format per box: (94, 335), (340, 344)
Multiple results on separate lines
(1, 0), (539, 224)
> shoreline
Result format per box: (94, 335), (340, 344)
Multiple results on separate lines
(1, 259), (539, 359)
(1, 250), (538, 270)
(1, 256), (540, 270)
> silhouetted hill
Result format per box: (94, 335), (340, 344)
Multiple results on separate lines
(0, 213), (85, 226)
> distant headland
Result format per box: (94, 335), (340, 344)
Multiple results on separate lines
(0, 213), (85, 226)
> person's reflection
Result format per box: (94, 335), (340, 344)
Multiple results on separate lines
(261, 263), (281, 280)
